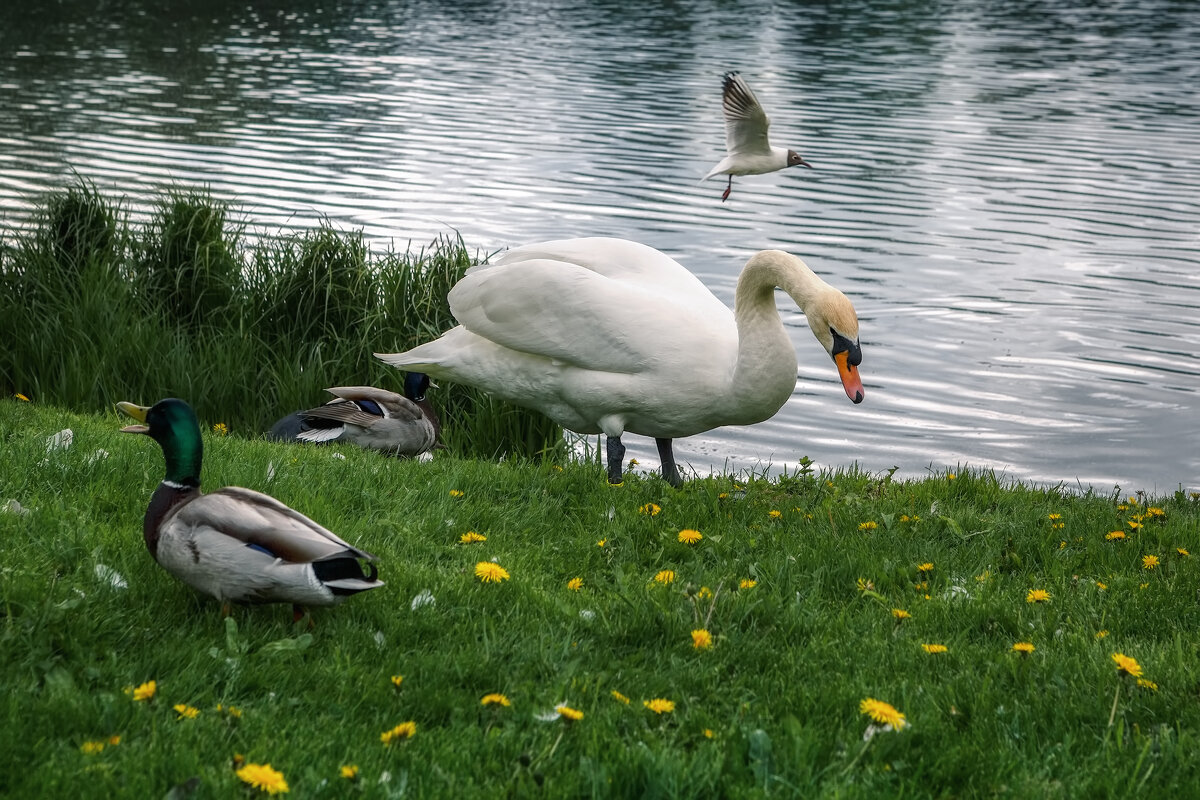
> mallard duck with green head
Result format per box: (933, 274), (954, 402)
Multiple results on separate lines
(118, 398), (383, 616)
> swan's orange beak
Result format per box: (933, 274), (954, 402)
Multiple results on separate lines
(835, 351), (864, 404)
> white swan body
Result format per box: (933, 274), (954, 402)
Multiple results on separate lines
(705, 71), (812, 201)
(376, 237), (863, 485)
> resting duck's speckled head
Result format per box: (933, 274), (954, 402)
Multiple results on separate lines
(118, 398), (204, 486)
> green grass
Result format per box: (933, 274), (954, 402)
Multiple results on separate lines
(3, 398), (1199, 798)
(0, 177), (561, 460)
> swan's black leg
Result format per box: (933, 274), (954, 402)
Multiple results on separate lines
(656, 438), (682, 487)
(721, 176), (732, 202)
(606, 436), (626, 484)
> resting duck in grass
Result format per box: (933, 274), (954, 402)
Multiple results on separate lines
(268, 374), (439, 457)
(375, 237), (864, 487)
(118, 398), (383, 617)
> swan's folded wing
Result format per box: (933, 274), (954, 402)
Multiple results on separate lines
(169, 488), (374, 563)
(449, 258), (728, 373)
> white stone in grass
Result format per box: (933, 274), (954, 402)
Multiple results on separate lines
(417, 451), (433, 462)
(607, 506), (615, 521)
(579, 609), (596, 621)
(332, 452), (346, 460)
(94, 563), (128, 590)
(1, 499), (30, 515)
(265, 461), (276, 483)
(410, 589), (436, 610)
(374, 631), (386, 649)
(535, 708), (563, 722)
(46, 429), (73, 452)
(86, 448), (110, 466)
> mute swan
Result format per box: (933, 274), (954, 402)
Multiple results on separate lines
(375, 237), (863, 487)
(118, 398), (383, 618)
(705, 71), (812, 202)
(269, 373), (440, 457)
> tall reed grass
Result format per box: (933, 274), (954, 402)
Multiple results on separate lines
(0, 177), (561, 459)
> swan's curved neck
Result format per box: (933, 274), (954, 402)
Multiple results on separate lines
(727, 252), (829, 423)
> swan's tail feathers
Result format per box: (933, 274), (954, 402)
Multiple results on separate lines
(311, 554), (383, 597)
(374, 350), (440, 371)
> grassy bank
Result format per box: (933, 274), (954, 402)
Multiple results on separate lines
(2, 398), (1199, 798)
(0, 178), (560, 459)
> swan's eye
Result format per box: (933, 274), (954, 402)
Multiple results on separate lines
(830, 329), (862, 366)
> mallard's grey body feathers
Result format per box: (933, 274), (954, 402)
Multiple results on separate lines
(270, 377), (438, 457)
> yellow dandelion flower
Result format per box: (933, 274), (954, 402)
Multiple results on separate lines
(1177, 548), (1191, 557)
(947, 473), (956, 480)
(475, 561), (510, 583)
(691, 629), (713, 649)
(1012, 642), (1035, 655)
(653, 569), (675, 585)
(1096, 630), (1109, 639)
(859, 697), (906, 729)
(718, 492), (729, 499)
(236, 763), (289, 795)
(639, 503), (661, 516)
(858, 521), (878, 531)
(856, 577), (875, 593)
(1026, 589), (1051, 604)
(107, 735), (121, 746)
(80, 740), (106, 755)
(611, 690), (630, 705)
(922, 643), (948, 654)
(340, 765), (359, 781)
(556, 704), (584, 721)
(1140, 582), (1150, 590)
(739, 578), (757, 590)
(892, 608), (911, 620)
(976, 570), (991, 582)
(917, 562), (934, 573)
(212, 422), (229, 436)
(768, 510), (782, 519)
(643, 698), (675, 714)
(1137, 678), (1159, 691)
(481, 693), (511, 707)
(1142, 554), (1159, 569)
(1147, 506), (1165, 518)
(1048, 513), (1061, 521)
(390, 675), (404, 688)
(596, 538), (607, 547)
(14, 393), (30, 402)
(380, 721), (417, 744)
(704, 728), (715, 739)
(1106, 530), (1126, 541)
(215, 703), (242, 718)
(460, 531), (486, 543)
(1096, 582), (1108, 591)
(697, 586), (713, 599)
(567, 577), (583, 592)
(1127, 520), (1142, 531)
(678, 529), (703, 544)
(449, 489), (464, 497)
(1112, 653), (1143, 678)
(173, 704), (200, 720)
(132, 680), (156, 702)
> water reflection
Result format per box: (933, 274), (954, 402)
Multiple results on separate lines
(1, 0), (1197, 490)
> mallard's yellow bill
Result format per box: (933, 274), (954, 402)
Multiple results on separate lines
(117, 401), (150, 433)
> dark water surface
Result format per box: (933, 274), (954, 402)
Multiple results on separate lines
(2, 0), (1198, 492)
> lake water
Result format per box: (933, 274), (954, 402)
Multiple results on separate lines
(2, 0), (1198, 493)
